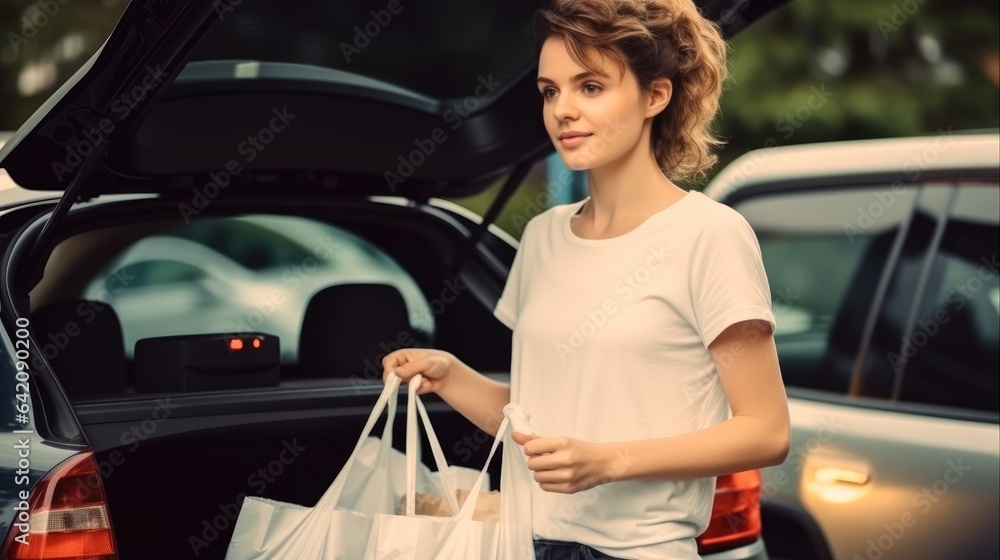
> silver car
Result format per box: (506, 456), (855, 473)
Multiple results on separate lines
(82, 215), (435, 362)
(704, 132), (1000, 560)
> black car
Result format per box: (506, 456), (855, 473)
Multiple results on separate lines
(0, 1), (787, 559)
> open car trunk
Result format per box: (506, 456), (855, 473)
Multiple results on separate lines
(17, 196), (517, 559)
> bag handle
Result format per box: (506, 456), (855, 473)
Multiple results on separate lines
(314, 373), (403, 509)
(381, 376), (399, 450)
(405, 374), (461, 516)
(409, 382), (527, 522)
(314, 372), (516, 522)
(455, 411), (511, 522)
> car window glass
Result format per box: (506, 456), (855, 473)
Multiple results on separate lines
(895, 185), (1000, 413)
(116, 260), (207, 288)
(164, 217), (324, 271)
(853, 186), (957, 402)
(80, 215), (434, 365)
(445, 153), (587, 241)
(735, 186), (919, 393)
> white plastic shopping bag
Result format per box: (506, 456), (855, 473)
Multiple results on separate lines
(224, 373), (535, 559)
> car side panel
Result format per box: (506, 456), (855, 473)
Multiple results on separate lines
(0, 317), (79, 543)
(762, 396), (999, 560)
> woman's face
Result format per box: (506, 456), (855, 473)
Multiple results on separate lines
(536, 35), (651, 171)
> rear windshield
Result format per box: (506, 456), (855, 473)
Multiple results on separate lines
(73, 215), (433, 365)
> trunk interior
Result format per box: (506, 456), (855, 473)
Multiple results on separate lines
(17, 195), (517, 560)
(75, 386), (507, 560)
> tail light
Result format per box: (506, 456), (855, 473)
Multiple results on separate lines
(697, 469), (762, 554)
(2, 451), (119, 560)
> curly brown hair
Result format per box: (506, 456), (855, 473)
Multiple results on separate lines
(533, 0), (729, 181)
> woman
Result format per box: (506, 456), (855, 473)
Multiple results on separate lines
(382, 1), (790, 558)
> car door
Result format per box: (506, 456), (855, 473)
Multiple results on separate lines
(729, 181), (999, 560)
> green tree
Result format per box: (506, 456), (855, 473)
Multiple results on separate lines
(1, 0), (127, 129)
(714, 0), (1000, 172)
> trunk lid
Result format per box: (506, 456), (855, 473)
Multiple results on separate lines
(0, 0), (789, 199)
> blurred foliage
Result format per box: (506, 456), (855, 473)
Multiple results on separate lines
(1, 0), (128, 127)
(1, 0), (997, 239)
(714, 0), (999, 174)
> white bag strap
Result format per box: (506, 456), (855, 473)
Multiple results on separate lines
(314, 373), (402, 509)
(456, 413), (511, 521)
(406, 374), (461, 516)
(382, 377), (398, 448)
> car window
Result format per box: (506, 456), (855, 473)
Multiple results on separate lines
(116, 260), (207, 288)
(164, 216), (338, 271)
(894, 185), (1000, 413)
(444, 153), (589, 241)
(735, 186), (919, 393)
(80, 215), (434, 364)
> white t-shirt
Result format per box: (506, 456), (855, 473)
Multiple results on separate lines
(493, 189), (777, 560)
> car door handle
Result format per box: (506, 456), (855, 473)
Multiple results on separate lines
(813, 466), (870, 485)
(804, 453), (873, 503)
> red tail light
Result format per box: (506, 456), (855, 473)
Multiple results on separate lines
(697, 470), (762, 554)
(2, 451), (119, 560)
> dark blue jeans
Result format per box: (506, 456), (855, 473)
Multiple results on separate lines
(533, 539), (628, 560)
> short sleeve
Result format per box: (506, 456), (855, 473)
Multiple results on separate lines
(690, 211), (777, 348)
(493, 225), (530, 331)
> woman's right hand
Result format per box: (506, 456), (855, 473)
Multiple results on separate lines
(381, 348), (455, 395)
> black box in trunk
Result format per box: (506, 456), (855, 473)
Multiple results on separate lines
(134, 333), (280, 392)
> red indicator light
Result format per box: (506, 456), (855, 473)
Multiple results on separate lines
(252, 338), (262, 349)
(229, 338), (244, 351)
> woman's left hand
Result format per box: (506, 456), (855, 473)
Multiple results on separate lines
(511, 432), (615, 494)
